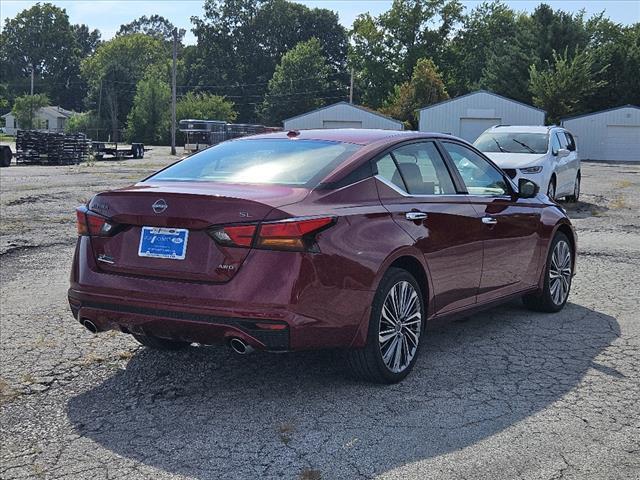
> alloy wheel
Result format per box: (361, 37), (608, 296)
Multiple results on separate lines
(379, 281), (422, 373)
(549, 240), (572, 305)
(547, 180), (556, 200)
(574, 176), (580, 200)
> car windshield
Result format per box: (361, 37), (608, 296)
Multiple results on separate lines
(474, 132), (549, 154)
(147, 139), (361, 187)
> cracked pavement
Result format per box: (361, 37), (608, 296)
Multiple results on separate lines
(1, 151), (639, 479)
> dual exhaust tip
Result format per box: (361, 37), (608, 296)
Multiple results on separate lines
(81, 319), (254, 355)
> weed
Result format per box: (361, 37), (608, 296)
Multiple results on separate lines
(279, 422), (295, 445)
(299, 468), (321, 480)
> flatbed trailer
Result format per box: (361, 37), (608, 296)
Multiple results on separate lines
(92, 142), (148, 160)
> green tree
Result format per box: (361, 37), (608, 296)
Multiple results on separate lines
(350, 0), (463, 108)
(72, 24), (102, 57)
(0, 3), (89, 110)
(176, 92), (237, 122)
(65, 111), (99, 135)
(126, 69), (171, 145)
(381, 58), (449, 129)
(191, 0), (348, 122)
(529, 49), (608, 124)
(11, 93), (50, 130)
(259, 38), (336, 125)
(117, 15), (185, 43)
(445, 1), (522, 96)
(81, 34), (166, 140)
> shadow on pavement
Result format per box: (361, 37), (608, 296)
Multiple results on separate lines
(67, 301), (619, 479)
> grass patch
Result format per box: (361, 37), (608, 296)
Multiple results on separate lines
(299, 468), (321, 480)
(0, 377), (19, 404)
(609, 196), (628, 210)
(278, 422), (295, 445)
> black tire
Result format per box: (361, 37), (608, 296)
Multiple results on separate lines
(547, 176), (557, 200)
(566, 172), (580, 203)
(347, 267), (425, 384)
(0, 146), (12, 167)
(523, 232), (573, 313)
(132, 334), (190, 351)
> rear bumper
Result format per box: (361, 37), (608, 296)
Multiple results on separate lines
(68, 294), (290, 350)
(69, 237), (375, 351)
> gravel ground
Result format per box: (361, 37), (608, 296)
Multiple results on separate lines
(1, 149), (639, 480)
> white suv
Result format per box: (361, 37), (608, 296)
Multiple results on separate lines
(474, 125), (581, 201)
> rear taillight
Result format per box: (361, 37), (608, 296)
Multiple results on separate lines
(209, 217), (335, 251)
(76, 206), (117, 236)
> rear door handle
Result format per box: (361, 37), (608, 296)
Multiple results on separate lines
(482, 216), (498, 225)
(406, 211), (428, 220)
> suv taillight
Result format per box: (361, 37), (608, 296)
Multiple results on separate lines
(75, 206), (117, 236)
(209, 217), (335, 251)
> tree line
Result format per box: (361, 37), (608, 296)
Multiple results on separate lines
(1, 0), (638, 144)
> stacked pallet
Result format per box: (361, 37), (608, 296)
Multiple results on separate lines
(16, 131), (91, 165)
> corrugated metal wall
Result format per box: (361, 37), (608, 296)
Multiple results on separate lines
(418, 91), (545, 142)
(284, 103), (403, 130)
(562, 107), (640, 161)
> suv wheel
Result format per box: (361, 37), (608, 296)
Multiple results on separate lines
(347, 268), (425, 383)
(547, 176), (556, 200)
(566, 173), (580, 203)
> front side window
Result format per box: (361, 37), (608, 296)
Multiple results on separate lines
(474, 132), (549, 154)
(443, 142), (509, 196)
(390, 142), (456, 195)
(148, 139), (360, 187)
(551, 133), (561, 155)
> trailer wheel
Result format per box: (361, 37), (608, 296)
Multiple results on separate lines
(0, 146), (12, 167)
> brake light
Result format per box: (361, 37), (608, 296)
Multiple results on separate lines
(208, 217), (335, 251)
(76, 206), (116, 236)
(257, 217), (334, 250)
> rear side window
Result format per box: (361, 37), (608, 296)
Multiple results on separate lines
(376, 154), (405, 190)
(443, 142), (509, 196)
(148, 139), (360, 187)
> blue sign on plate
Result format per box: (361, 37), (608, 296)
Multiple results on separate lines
(138, 227), (189, 260)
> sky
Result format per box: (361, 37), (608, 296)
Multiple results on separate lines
(1, 0), (639, 45)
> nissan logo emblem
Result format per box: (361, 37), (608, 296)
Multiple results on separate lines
(152, 199), (168, 213)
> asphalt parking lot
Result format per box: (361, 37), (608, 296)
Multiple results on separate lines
(1, 148), (639, 480)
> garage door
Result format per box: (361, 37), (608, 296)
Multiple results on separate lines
(459, 118), (501, 142)
(604, 125), (640, 161)
(322, 120), (363, 129)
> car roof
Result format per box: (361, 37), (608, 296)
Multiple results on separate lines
(242, 128), (441, 145)
(485, 125), (559, 134)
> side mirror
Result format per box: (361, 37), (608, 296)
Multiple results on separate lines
(557, 148), (570, 158)
(518, 178), (539, 198)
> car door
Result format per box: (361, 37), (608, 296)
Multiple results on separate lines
(550, 131), (572, 195)
(440, 141), (542, 303)
(373, 140), (483, 314)
(562, 131), (580, 193)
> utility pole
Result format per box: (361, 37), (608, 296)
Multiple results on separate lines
(349, 68), (354, 104)
(29, 65), (35, 130)
(97, 79), (103, 140)
(171, 27), (178, 156)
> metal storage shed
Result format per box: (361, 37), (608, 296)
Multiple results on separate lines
(418, 90), (546, 142)
(283, 102), (404, 131)
(561, 105), (640, 162)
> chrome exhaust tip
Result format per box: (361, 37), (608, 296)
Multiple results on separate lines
(229, 337), (254, 355)
(81, 319), (98, 334)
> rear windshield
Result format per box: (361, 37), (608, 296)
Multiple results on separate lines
(147, 139), (360, 187)
(474, 132), (549, 154)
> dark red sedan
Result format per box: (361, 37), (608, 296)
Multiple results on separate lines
(69, 129), (576, 383)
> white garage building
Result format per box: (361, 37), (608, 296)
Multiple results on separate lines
(561, 105), (640, 162)
(418, 90), (546, 142)
(283, 102), (404, 131)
